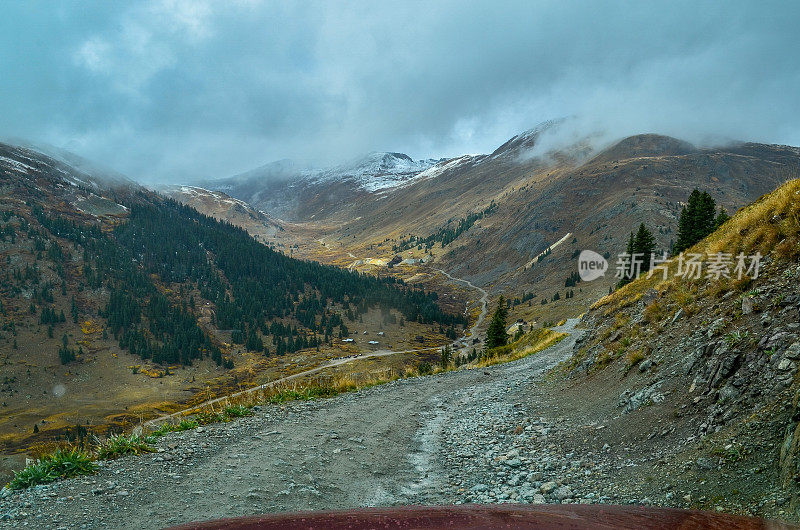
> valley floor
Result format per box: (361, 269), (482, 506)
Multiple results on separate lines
(0, 319), (793, 528)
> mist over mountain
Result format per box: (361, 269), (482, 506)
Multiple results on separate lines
(0, 2), (798, 183)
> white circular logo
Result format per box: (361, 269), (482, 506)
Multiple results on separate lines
(578, 250), (608, 281)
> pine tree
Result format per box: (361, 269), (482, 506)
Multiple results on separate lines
(633, 223), (656, 272)
(618, 223), (656, 288)
(695, 192), (716, 241)
(440, 344), (452, 368)
(486, 296), (509, 349)
(715, 206), (730, 229)
(674, 190), (718, 252)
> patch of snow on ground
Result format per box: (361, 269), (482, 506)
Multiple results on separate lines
(415, 155), (481, 182)
(174, 186), (259, 212)
(0, 156), (36, 174)
(64, 174), (88, 187)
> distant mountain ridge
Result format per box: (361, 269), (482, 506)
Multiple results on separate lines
(214, 151), (441, 192)
(186, 124), (800, 332)
(203, 122), (564, 222)
(307, 151), (443, 192)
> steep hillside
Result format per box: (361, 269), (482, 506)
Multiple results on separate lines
(557, 178), (800, 515)
(470, 135), (799, 323)
(0, 143), (464, 476)
(159, 186), (287, 249)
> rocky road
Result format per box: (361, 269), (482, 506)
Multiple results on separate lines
(0, 320), (630, 529)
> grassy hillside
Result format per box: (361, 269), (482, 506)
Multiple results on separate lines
(590, 177), (800, 326)
(556, 178), (800, 517)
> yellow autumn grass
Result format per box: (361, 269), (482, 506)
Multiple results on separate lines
(474, 328), (567, 368)
(593, 178), (800, 314)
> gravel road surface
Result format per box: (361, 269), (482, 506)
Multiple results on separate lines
(2, 321), (584, 529)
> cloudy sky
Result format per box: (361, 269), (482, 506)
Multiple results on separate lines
(1, 1), (798, 183)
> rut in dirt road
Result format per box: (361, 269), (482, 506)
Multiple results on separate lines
(0, 321), (580, 529)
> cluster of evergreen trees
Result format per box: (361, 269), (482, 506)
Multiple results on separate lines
(394, 202), (496, 252)
(512, 291), (536, 307)
(564, 271), (581, 287)
(0, 223), (16, 243)
(39, 306), (65, 325)
(613, 190), (728, 288)
(673, 189), (729, 253)
(617, 223), (657, 287)
(58, 334), (81, 365)
(34, 195), (464, 368)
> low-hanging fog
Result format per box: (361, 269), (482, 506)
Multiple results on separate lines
(0, 0), (798, 183)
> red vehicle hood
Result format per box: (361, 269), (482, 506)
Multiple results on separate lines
(166, 503), (797, 530)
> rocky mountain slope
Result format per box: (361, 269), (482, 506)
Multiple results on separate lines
(207, 152), (442, 222)
(159, 186), (285, 249)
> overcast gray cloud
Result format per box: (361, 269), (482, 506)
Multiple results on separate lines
(0, 0), (798, 183)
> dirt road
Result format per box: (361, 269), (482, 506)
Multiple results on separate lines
(0, 321), (581, 529)
(433, 267), (489, 347)
(140, 346), (429, 431)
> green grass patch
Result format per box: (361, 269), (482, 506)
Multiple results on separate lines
(172, 419), (199, 431)
(95, 434), (155, 460)
(148, 418), (199, 435)
(148, 422), (174, 438)
(196, 411), (228, 425)
(8, 447), (97, 490)
(223, 404), (253, 418)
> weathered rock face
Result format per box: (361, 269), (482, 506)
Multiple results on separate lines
(568, 259), (800, 509)
(618, 383), (665, 414)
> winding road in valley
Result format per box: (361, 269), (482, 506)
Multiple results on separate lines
(318, 236), (490, 345)
(433, 267), (489, 348)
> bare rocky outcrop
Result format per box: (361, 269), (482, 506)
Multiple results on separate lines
(565, 256), (800, 518)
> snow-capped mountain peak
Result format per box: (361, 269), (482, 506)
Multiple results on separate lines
(215, 152), (442, 194)
(309, 152), (442, 192)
